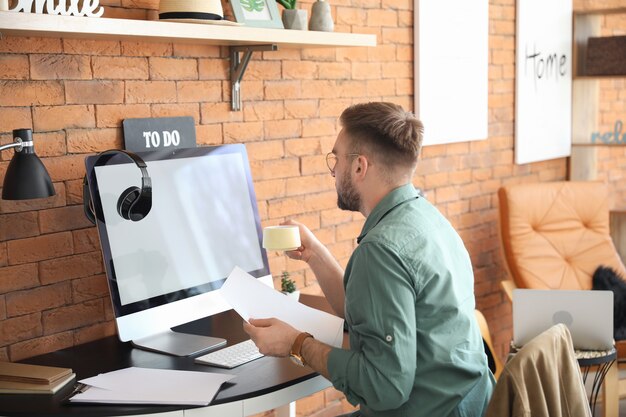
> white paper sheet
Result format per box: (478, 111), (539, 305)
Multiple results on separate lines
(70, 367), (234, 405)
(220, 267), (344, 347)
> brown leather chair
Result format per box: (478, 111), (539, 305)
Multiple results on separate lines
(498, 181), (626, 416)
(498, 181), (626, 293)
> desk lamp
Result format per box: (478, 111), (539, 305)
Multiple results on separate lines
(1, 128), (55, 200)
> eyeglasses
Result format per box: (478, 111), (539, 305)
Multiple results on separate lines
(325, 152), (361, 174)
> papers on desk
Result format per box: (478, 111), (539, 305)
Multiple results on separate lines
(69, 367), (234, 406)
(221, 267), (345, 347)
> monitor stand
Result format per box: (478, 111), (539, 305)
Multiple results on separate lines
(131, 329), (226, 357)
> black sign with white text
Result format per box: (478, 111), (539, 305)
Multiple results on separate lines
(123, 117), (196, 152)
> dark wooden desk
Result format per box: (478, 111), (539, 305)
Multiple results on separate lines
(0, 295), (334, 417)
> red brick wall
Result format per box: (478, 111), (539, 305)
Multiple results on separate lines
(0, 0), (622, 415)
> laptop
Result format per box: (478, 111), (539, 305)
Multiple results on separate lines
(513, 289), (614, 350)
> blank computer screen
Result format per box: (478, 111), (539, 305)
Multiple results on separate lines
(92, 146), (266, 310)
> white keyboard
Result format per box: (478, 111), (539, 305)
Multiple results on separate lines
(194, 339), (264, 369)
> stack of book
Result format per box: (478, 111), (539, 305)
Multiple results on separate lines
(0, 362), (75, 394)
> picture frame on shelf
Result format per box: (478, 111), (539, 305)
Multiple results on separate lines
(229, 0), (283, 29)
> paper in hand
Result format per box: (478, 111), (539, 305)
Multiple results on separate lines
(221, 267), (344, 347)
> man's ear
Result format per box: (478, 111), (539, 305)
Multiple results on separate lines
(353, 155), (369, 180)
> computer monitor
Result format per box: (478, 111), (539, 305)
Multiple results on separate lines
(85, 144), (271, 357)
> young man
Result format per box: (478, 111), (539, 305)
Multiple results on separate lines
(244, 102), (494, 417)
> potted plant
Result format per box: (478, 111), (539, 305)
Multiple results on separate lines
(277, 0), (307, 30)
(281, 271), (300, 300)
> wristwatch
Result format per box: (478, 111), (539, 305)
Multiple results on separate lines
(290, 332), (314, 366)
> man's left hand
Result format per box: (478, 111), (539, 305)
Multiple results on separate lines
(243, 318), (300, 357)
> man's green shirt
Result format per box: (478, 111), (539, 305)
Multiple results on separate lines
(327, 184), (494, 417)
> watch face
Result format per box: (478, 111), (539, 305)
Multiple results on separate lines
(290, 354), (305, 367)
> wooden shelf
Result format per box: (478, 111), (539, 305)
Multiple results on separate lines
(574, 7), (626, 17)
(574, 74), (626, 80)
(570, 7), (626, 180)
(0, 10), (376, 111)
(0, 11), (376, 49)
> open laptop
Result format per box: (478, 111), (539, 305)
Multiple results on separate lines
(513, 289), (614, 350)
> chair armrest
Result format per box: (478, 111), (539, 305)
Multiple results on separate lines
(501, 280), (518, 303)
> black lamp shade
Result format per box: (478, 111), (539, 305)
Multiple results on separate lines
(2, 131), (55, 200)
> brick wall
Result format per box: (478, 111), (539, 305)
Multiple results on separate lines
(0, 0), (623, 415)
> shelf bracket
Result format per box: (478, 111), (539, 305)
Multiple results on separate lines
(230, 44), (278, 111)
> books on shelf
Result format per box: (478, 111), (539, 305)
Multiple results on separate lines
(0, 362), (75, 395)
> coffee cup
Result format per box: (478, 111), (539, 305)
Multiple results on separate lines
(262, 225), (301, 251)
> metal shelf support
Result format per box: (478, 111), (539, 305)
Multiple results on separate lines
(230, 44), (278, 111)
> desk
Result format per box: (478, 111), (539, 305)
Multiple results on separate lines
(0, 295), (335, 417)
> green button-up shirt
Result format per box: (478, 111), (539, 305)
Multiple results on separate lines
(327, 184), (493, 417)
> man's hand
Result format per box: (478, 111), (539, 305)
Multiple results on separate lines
(281, 219), (321, 264)
(243, 318), (300, 357)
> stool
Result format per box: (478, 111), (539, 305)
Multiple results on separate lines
(575, 347), (617, 417)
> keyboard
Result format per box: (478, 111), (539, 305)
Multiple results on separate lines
(194, 339), (264, 369)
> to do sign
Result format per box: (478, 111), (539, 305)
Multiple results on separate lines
(123, 117), (197, 152)
(143, 130), (181, 148)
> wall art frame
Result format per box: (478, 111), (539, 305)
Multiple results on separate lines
(230, 0), (283, 29)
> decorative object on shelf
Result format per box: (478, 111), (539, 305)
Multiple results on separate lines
(586, 35), (626, 76)
(9, 0), (104, 17)
(230, 0), (283, 28)
(282, 9), (306, 30)
(159, 0), (233, 25)
(309, 0), (333, 32)
(277, 0), (306, 30)
(280, 271), (300, 300)
(0, 0), (8, 11)
(0, 128), (55, 200)
(590, 120), (626, 145)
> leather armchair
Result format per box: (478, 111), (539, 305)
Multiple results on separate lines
(497, 181), (626, 415)
(498, 181), (626, 293)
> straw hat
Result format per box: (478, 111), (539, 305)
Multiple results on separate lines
(159, 0), (224, 22)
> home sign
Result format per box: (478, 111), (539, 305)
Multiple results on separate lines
(9, 0), (104, 17)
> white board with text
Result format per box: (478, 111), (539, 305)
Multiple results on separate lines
(515, 0), (572, 164)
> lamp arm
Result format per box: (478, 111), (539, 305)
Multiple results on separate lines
(0, 139), (33, 153)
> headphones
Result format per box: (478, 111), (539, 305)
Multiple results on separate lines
(83, 149), (152, 224)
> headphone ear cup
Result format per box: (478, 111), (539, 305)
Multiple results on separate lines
(82, 175), (96, 225)
(117, 186), (141, 221)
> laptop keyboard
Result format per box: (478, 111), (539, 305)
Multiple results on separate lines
(194, 339), (264, 369)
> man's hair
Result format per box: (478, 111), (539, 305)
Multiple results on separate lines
(339, 102), (424, 173)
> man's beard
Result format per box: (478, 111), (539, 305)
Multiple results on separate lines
(336, 172), (361, 212)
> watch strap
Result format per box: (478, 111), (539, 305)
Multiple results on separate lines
(290, 332), (314, 365)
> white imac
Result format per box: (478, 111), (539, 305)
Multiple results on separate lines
(85, 144), (271, 357)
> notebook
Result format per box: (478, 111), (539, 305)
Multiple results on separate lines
(0, 362), (72, 385)
(0, 373), (76, 394)
(513, 289), (614, 350)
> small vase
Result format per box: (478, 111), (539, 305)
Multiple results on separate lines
(309, 0), (334, 32)
(282, 9), (307, 30)
(283, 290), (300, 301)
